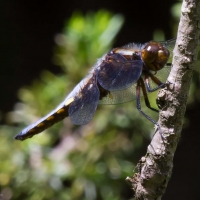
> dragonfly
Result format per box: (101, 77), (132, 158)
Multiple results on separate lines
(15, 38), (176, 141)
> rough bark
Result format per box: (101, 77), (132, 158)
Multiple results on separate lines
(126, 1), (200, 199)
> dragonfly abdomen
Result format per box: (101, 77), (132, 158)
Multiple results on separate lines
(15, 105), (70, 140)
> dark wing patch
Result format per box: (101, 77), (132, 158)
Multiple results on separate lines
(97, 53), (143, 91)
(98, 66), (172, 105)
(69, 75), (100, 125)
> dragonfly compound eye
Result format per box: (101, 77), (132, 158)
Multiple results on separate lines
(156, 49), (170, 69)
(142, 42), (170, 71)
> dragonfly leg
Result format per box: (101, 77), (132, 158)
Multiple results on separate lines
(136, 81), (164, 140)
(145, 72), (166, 92)
(139, 78), (159, 113)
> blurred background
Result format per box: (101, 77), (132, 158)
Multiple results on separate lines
(1, 0), (200, 199)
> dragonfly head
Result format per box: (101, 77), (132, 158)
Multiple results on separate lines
(142, 41), (170, 71)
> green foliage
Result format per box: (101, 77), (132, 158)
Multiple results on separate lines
(0, 10), (170, 200)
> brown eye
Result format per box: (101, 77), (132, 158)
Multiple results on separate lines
(142, 42), (170, 71)
(157, 49), (170, 67)
(142, 44), (159, 63)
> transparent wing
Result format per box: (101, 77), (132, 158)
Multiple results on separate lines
(148, 66), (172, 90)
(99, 61), (173, 105)
(99, 83), (137, 105)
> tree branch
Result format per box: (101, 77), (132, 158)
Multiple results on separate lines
(127, 0), (200, 199)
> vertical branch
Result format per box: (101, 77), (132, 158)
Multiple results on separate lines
(127, 0), (200, 199)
